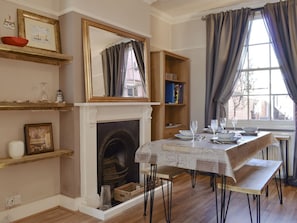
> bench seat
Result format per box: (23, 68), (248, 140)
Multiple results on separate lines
(220, 158), (282, 195)
(217, 158), (283, 223)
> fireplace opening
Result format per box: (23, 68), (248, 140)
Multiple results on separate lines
(97, 120), (139, 205)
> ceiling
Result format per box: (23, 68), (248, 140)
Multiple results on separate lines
(148, 0), (279, 21)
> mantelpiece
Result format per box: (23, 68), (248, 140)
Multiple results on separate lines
(0, 43), (73, 65)
(75, 102), (159, 220)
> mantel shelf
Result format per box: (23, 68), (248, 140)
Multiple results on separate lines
(0, 44), (73, 65)
(0, 102), (74, 111)
(0, 149), (73, 169)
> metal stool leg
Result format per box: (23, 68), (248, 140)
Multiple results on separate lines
(143, 174), (148, 216)
(161, 179), (173, 223)
(190, 170), (197, 188)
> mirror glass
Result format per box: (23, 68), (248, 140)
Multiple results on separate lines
(82, 18), (150, 102)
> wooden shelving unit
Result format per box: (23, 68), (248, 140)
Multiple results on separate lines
(0, 102), (73, 111)
(0, 149), (73, 169)
(151, 50), (190, 140)
(0, 43), (73, 65)
(0, 43), (74, 170)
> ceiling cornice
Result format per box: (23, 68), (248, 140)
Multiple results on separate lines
(149, 0), (281, 25)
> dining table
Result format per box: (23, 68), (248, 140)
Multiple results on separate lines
(134, 131), (274, 223)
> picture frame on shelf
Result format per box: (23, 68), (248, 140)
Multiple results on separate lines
(17, 9), (61, 53)
(24, 123), (54, 155)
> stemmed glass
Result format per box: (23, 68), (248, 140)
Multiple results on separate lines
(190, 120), (198, 142)
(210, 119), (218, 138)
(220, 118), (226, 132)
(231, 117), (237, 131)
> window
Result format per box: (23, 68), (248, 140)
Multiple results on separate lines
(122, 44), (145, 97)
(227, 16), (294, 123)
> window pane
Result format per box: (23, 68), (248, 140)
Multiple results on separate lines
(271, 45), (279, 67)
(228, 96), (248, 120)
(249, 95), (270, 120)
(249, 19), (270, 45)
(242, 48), (248, 69)
(249, 44), (270, 68)
(233, 72), (248, 95)
(271, 95), (294, 120)
(271, 70), (287, 94)
(123, 46), (145, 97)
(249, 71), (269, 95)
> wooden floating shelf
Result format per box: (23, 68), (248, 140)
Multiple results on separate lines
(0, 44), (73, 65)
(0, 102), (74, 111)
(0, 149), (73, 169)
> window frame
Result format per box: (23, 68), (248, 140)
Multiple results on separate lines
(226, 14), (294, 131)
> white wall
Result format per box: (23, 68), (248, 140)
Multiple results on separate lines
(150, 15), (207, 130)
(59, 0), (151, 38)
(172, 19), (206, 130)
(150, 15), (172, 51)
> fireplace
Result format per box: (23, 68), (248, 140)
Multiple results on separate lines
(76, 102), (157, 220)
(97, 120), (139, 199)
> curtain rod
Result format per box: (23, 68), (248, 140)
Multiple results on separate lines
(201, 6), (263, 21)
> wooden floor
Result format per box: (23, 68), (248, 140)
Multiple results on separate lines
(15, 173), (297, 223)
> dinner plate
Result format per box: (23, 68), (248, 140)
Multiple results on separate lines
(175, 134), (194, 140)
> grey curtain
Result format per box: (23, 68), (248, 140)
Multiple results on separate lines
(131, 40), (146, 92)
(101, 42), (129, 96)
(262, 0), (297, 184)
(204, 8), (252, 126)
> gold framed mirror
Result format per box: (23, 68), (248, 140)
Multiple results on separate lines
(82, 18), (150, 102)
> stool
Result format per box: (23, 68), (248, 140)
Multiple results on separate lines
(274, 135), (290, 185)
(217, 159), (283, 223)
(142, 165), (185, 223)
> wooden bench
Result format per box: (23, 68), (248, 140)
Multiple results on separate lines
(141, 165), (185, 223)
(217, 158), (283, 223)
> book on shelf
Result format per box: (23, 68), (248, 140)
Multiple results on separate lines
(165, 81), (184, 104)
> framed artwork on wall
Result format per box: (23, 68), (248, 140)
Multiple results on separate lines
(24, 123), (54, 155)
(17, 9), (61, 53)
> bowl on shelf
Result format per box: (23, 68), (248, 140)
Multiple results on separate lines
(1, 36), (29, 47)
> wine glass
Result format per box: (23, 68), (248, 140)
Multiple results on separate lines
(231, 117), (237, 131)
(210, 119), (218, 137)
(220, 118), (227, 132)
(190, 120), (198, 142)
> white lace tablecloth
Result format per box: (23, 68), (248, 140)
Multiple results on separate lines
(135, 131), (273, 182)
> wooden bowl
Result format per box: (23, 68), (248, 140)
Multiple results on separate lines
(1, 36), (29, 47)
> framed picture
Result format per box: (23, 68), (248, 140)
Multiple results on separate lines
(24, 123), (54, 155)
(17, 9), (61, 53)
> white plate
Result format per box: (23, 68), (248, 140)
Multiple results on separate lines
(179, 130), (193, 136)
(175, 134), (195, 140)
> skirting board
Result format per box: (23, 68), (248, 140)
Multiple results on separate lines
(0, 185), (164, 222)
(0, 195), (80, 222)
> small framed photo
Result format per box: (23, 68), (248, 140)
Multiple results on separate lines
(17, 9), (61, 53)
(24, 123), (54, 155)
